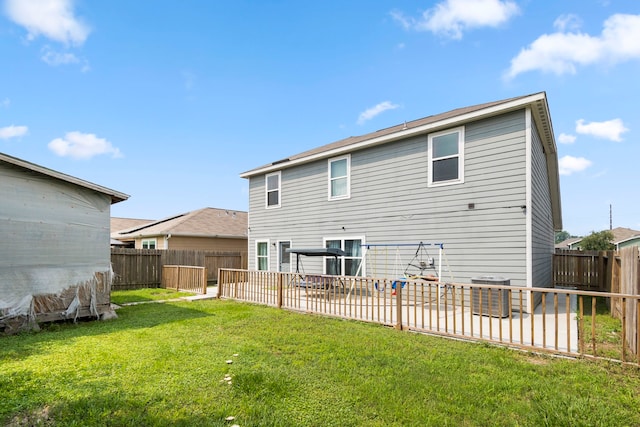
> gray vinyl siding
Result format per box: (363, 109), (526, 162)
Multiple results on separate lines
(530, 119), (554, 288)
(248, 110), (530, 288)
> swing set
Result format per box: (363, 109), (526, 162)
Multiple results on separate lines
(352, 241), (454, 300)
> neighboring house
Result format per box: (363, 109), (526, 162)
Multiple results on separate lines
(0, 152), (129, 333)
(615, 229), (640, 250)
(111, 217), (155, 247)
(555, 237), (582, 250)
(240, 92), (562, 310)
(609, 227), (640, 250)
(558, 227), (640, 250)
(112, 207), (248, 252)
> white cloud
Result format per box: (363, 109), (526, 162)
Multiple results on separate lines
(4, 0), (90, 46)
(390, 10), (412, 30)
(48, 131), (123, 159)
(559, 155), (592, 176)
(505, 13), (640, 79)
(557, 133), (576, 144)
(357, 101), (399, 125)
(592, 169), (607, 179)
(391, 0), (519, 40)
(40, 46), (90, 71)
(575, 118), (628, 142)
(41, 45), (77, 64)
(0, 125), (28, 140)
(553, 14), (582, 32)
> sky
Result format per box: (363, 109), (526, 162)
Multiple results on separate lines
(0, 0), (639, 237)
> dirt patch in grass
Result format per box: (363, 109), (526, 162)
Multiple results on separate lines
(7, 406), (53, 426)
(522, 353), (552, 365)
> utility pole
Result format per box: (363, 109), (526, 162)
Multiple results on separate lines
(610, 204), (612, 230)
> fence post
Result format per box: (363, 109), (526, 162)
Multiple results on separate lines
(395, 282), (403, 330)
(277, 273), (283, 308)
(216, 268), (223, 298)
(598, 250), (614, 291)
(604, 250), (614, 292)
(202, 268), (207, 294)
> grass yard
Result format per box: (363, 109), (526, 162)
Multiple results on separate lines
(111, 288), (196, 305)
(2, 298), (640, 426)
(580, 296), (626, 361)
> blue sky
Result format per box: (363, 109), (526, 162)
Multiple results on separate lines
(1, 0), (638, 236)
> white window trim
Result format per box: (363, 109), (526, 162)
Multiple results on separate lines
(141, 238), (157, 249)
(256, 240), (270, 271)
(322, 236), (365, 276)
(265, 171), (281, 209)
(328, 154), (351, 201)
(277, 240), (293, 273)
(427, 126), (465, 187)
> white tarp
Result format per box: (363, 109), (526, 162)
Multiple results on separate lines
(0, 164), (113, 329)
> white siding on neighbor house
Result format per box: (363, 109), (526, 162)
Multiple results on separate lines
(530, 112), (554, 289)
(248, 110), (533, 287)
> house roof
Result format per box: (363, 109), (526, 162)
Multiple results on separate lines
(610, 227), (640, 245)
(0, 152), (129, 204)
(555, 237), (582, 249)
(111, 217), (155, 234)
(114, 207), (248, 240)
(554, 227), (640, 249)
(240, 91), (561, 230)
(616, 235), (640, 246)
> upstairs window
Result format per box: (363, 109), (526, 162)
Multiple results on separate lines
(428, 127), (464, 186)
(329, 155), (350, 200)
(266, 171), (281, 208)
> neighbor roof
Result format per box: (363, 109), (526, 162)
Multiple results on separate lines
(0, 152), (129, 204)
(240, 91), (561, 230)
(555, 237), (583, 249)
(610, 227), (640, 244)
(554, 227), (640, 249)
(115, 207), (248, 239)
(111, 217), (155, 234)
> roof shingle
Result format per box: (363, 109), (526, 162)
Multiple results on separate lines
(115, 207), (248, 239)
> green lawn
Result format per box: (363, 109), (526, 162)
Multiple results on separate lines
(580, 296), (626, 360)
(2, 298), (640, 426)
(111, 288), (196, 305)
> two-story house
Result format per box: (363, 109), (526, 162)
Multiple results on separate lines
(240, 92), (562, 308)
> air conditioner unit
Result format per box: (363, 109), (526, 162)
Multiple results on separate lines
(471, 276), (510, 318)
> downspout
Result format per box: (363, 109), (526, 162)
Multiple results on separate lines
(525, 107), (533, 311)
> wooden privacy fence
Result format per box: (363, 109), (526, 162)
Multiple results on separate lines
(111, 248), (246, 290)
(553, 249), (617, 291)
(611, 247), (640, 354)
(218, 268), (640, 366)
(162, 265), (207, 294)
